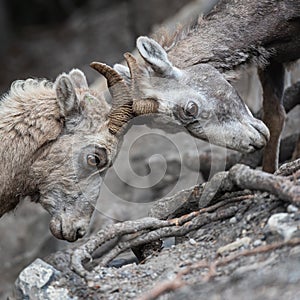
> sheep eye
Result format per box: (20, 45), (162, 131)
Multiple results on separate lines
(185, 101), (198, 117)
(87, 154), (100, 167)
(86, 147), (108, 169)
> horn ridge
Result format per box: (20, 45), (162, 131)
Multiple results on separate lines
(124, 53), (143, 82)
(91, 61), (133, 135)
(124, 52), (159, 115)
(90, 62), (123, 87)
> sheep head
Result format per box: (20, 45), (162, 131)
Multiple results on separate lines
(114, 36), (270, 153)
(30, 69), (128, 242)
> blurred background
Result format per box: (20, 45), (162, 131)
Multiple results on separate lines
(0, 0), (196, 93)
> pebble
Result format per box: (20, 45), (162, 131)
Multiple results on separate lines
(128, 292), (136, 298)
(267, 213), (299, 241)
(246, 215), (252, 222)
(189, 238), (197, 245)
(99, 284), (113, 292)
(287, 204), (299, 213)
(229, 217), (237, 224)
(253, 239), (262, 247)
(87, 281), (95, 288)
(217, 237), (251, 255)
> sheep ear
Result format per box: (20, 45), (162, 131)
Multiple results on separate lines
(136, 36), (182, 78)
(68, 69), (89, 89)
(113, 64), (131, 84)
(55, 74), (80, 117)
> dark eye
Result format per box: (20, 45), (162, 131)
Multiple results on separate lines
(185, 101), (198, 117)
(177, 101), (199, 121)
(87, 154), (100, 167)
(86, 147), (108, 169)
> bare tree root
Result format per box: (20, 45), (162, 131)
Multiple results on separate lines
(71, 194), (253, 277)
(97, 205), (239, 267)
(275, 158), (300, 176)
(70, 160), (299, 278)
(201, 162), (300, 207)
(228, 164), (300, 204)
(137, 238), (300, 300)
(138, 162), (300, 262)
(71, 218), (172, 277)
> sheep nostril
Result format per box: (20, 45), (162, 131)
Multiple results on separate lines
(75, 227), (86, 239)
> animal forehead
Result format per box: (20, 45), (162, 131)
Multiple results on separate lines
(146, 75), (203, 94)
(184, 64), (226, 82)
(71, 133), (114, 148)
(183, 65), (237, 96)
(68, 91), (109, 124)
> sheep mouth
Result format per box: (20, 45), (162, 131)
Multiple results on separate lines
(49, 216), (87, 242)
(49, 217), (64, 240)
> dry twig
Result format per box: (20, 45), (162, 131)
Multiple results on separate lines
(228, 164), (300, 203)
(137, 238), (300, 300)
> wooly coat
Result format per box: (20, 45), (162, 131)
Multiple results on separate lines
(0, 69), (118, 241)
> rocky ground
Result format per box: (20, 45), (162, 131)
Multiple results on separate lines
(11, 178), (300, 299)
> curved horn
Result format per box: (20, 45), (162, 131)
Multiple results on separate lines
(124, 52), (143, 85)
(90, 62), (131, 103)
(124, 53), (159, 115)
(90, 62), (133, 135)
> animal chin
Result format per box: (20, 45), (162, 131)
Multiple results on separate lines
(61, 231), (78, 242)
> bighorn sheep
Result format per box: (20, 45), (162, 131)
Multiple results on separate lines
(0, 68), (132, 241)
(115, 0), (300, 172)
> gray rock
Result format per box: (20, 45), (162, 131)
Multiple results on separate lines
(14, 259), (75, 300)
(267, 213), (300, 241)
(253, 239), (262, 247)
(287, 204), (299, 213)
(229, 216), (237, 224)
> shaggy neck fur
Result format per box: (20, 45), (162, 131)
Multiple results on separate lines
(156, 0), (300, 73)
(0, 79), (63, 215)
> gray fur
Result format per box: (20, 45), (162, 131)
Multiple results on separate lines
(125, 36), (269, 153)
(118, 0), (300, 154)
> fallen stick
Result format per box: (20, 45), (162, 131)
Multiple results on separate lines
(71, 194), (252, 276)
(137, 237), (300, 300)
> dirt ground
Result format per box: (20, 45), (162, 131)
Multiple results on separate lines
(12, 186), (300, 299)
